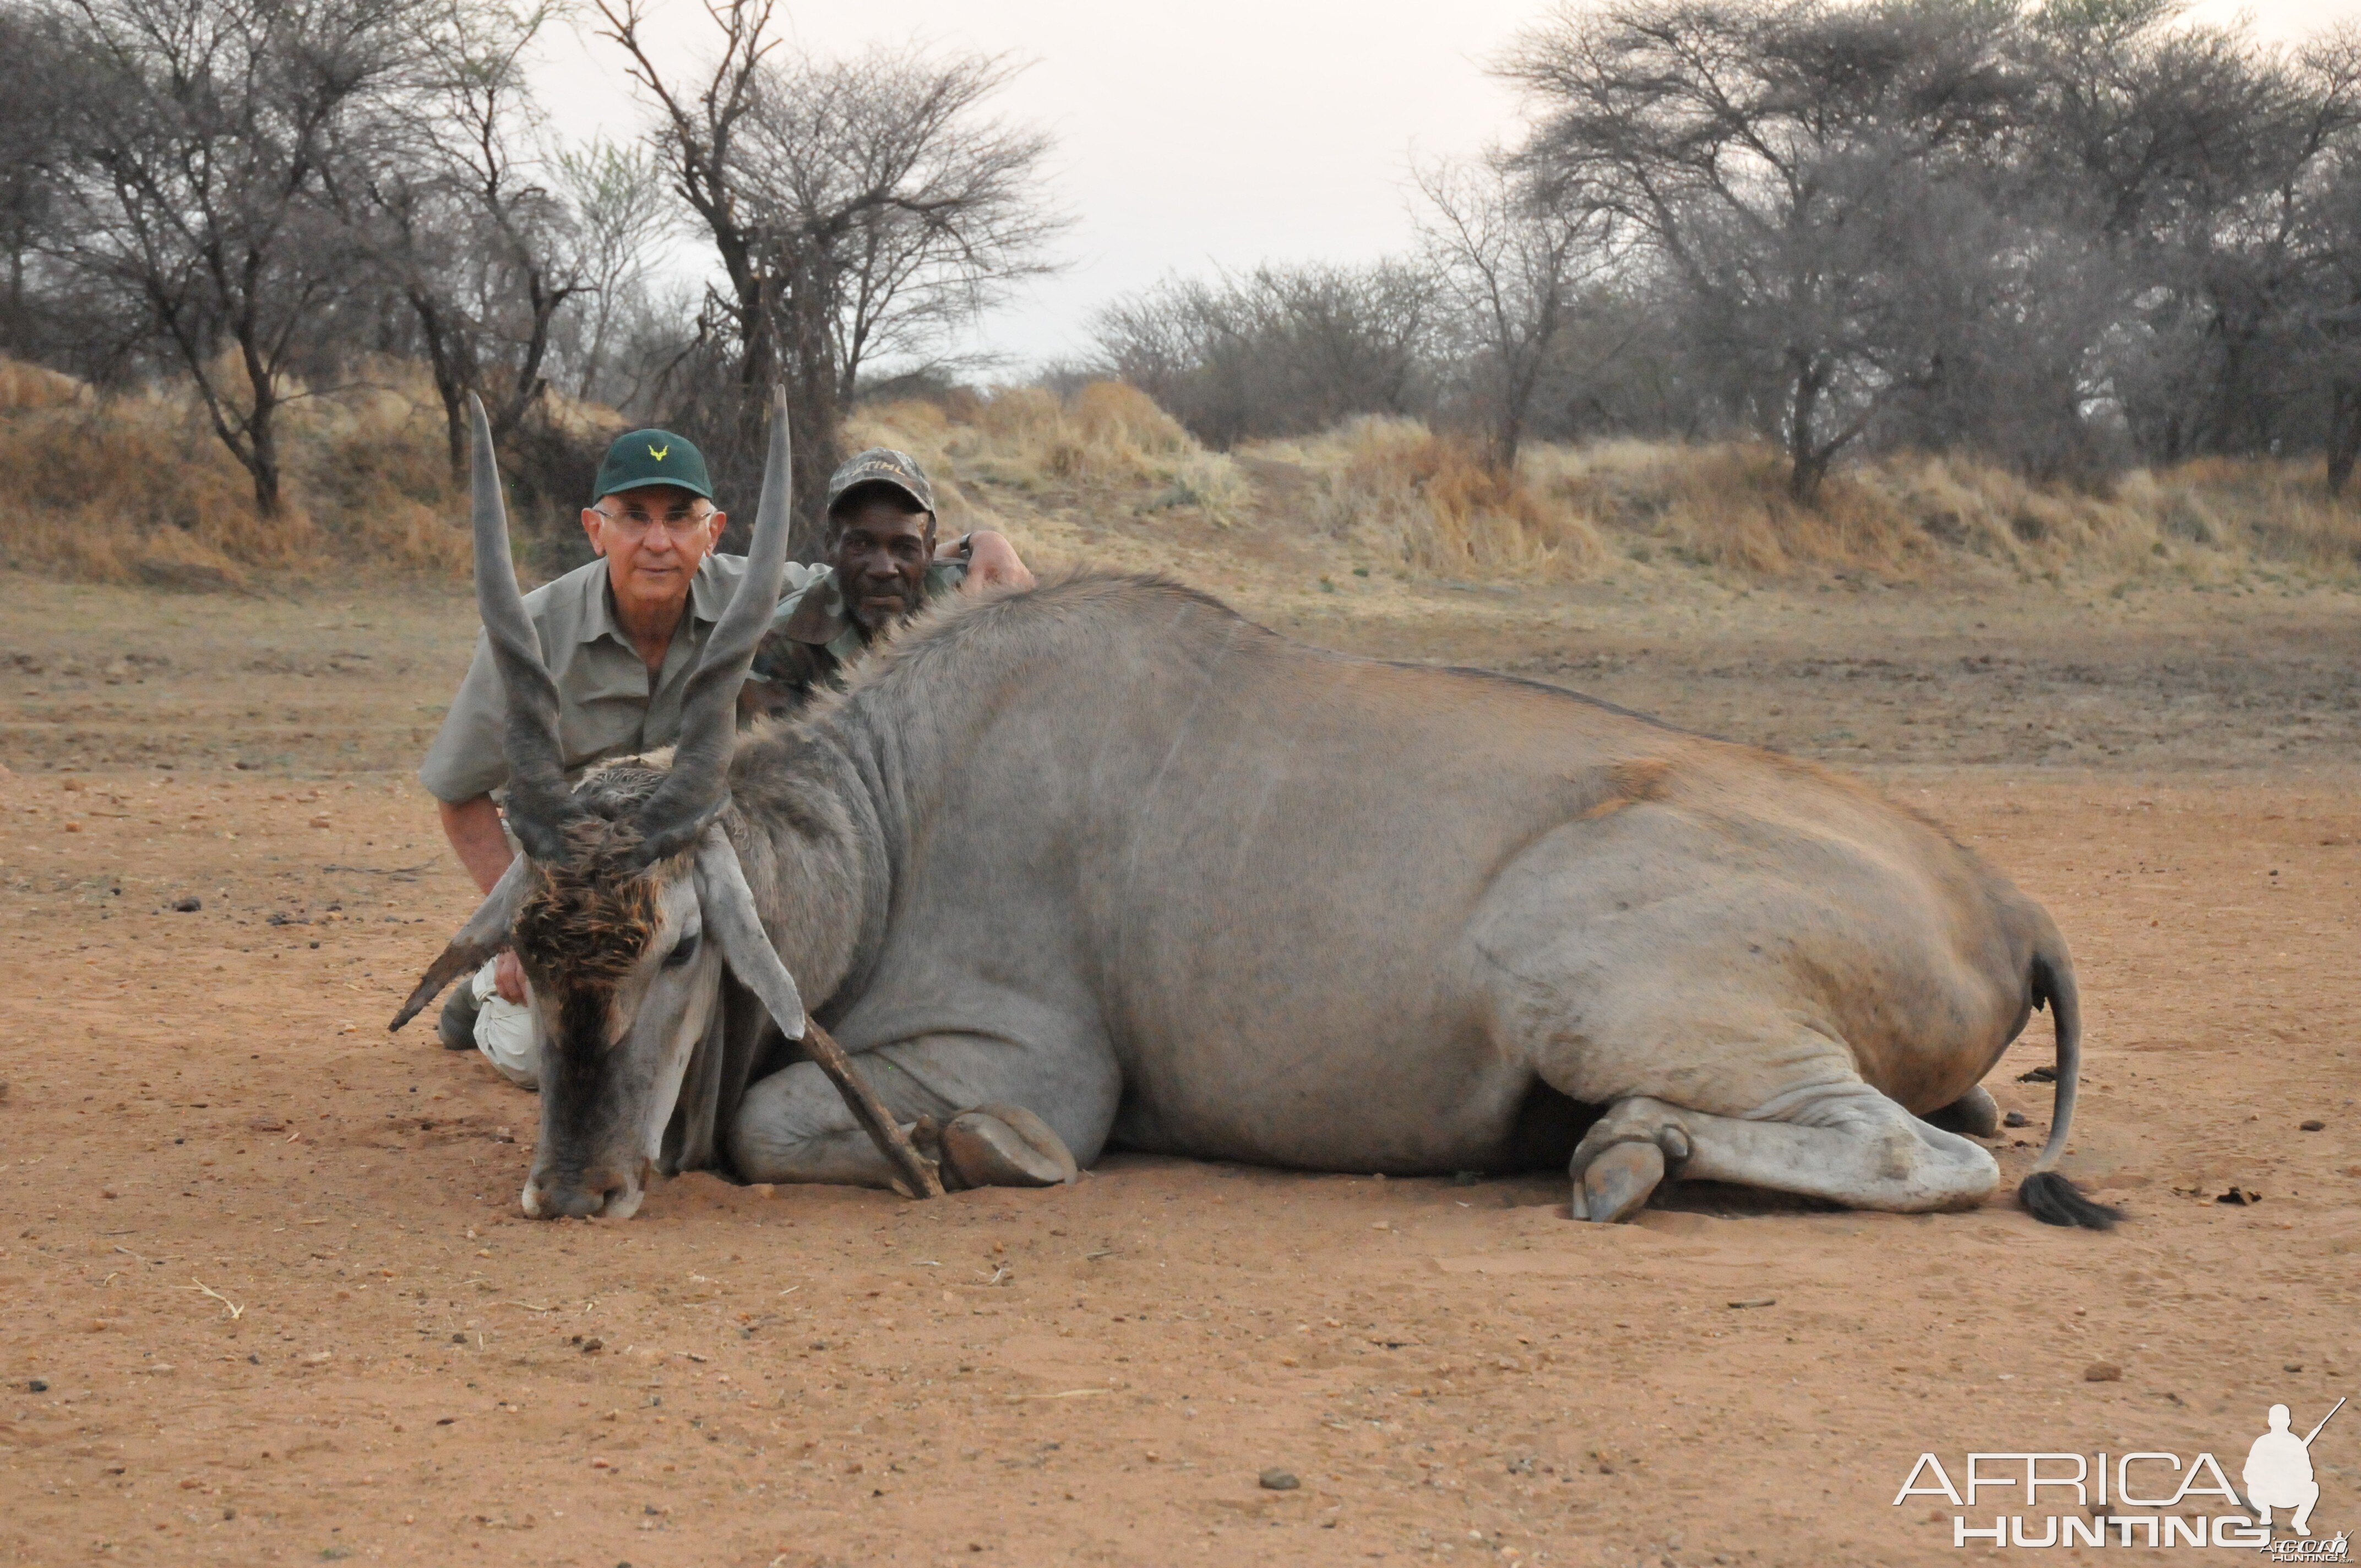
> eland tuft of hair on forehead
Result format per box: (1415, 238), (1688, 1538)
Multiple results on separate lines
(508, 765), (688, 991)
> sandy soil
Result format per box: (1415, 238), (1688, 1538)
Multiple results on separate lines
(2, 569), (2357, 1568)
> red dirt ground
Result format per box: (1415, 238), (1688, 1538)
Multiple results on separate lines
(1, 576), (2356, 1567)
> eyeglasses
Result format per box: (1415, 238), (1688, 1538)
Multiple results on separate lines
(593, 504), (713, 541)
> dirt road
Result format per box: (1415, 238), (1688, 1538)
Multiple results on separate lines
(1, 571), (2356, 1567)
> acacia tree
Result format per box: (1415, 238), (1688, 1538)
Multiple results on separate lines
(58, 0), (419, 514)
(1092, 262), (1437, 446)
(737, 47), (1058, 406)
(1502, 0), (2027, 498)
(598, 0), (1059, 554)
(552, 137), (672, 404)
(0, 9), (84, 360)
(362, 0), (589, 477)
(2288, 47), (2361, 494)
(1416, 154), (1608, 472)
(2019, 3), (2361, 463)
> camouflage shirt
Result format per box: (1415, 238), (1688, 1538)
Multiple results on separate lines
(741, 558), (967, 720)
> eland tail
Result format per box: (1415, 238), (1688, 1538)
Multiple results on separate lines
(2017, 940), (2123, 1229)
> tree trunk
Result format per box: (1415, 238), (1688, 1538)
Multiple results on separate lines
(779, 258), (845, 563)
(247, 391), (282, 517)
(412, 295), (467, 481)
(1489, 409), (1523, 476)
(1788, 447), (1829, 503)
(237, 330), (282, 517)
(490, 273), (565, 441)
(1786, 356), (1825, 503)
(2329, 382), (2360, 497)
(577, 301), (613, 402)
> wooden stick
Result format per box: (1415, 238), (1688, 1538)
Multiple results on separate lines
(801, 1016), (944, 1199)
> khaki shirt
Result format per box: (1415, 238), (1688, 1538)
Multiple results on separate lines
(418, 553), (826, 803)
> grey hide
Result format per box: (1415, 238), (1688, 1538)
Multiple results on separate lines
(639, 572), (2112, 1226)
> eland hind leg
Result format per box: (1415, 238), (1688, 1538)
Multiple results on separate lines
(1567, 1084), (2000, 1222)
(1495, 970), (2005, 1221)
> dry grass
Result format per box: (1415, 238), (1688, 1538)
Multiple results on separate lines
(1274, 433), (2361, 586)
(0, 357), (475, 589)
(850, 381), (1248, 532)
(1263, 418), (1606, 579)
(0, 358), (88, 412)
(6, 355), (2357, 594)
(1537, 442), (2361, 583)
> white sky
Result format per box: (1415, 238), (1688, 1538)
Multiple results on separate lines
(532, 0), (2361, 374)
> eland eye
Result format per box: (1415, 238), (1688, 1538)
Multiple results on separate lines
(663, 932), (700, 968)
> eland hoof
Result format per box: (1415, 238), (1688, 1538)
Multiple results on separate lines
(1575, 1141), (1666, 1223)
(1927, 1085), (2000, 1140)
(940, 1105), (1078, 1190)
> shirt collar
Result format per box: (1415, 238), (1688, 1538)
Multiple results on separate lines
(686, 554), (732, 624)
(781, 570), (869, 667)
(781, 560), (966, 667)
(781, 570), (854, 647)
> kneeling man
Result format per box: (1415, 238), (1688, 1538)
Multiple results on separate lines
(739, 446), (1000, 719)
(422, 429), (1031, 1083)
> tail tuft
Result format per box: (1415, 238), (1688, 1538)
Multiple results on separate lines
(2018, 1170), (2123, 1230)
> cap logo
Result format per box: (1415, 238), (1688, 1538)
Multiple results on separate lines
(647, 443), (670, 461)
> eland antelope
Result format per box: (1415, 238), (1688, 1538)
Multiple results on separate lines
(393, 395), (2118, 1231)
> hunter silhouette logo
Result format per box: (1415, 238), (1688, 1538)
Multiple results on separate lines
(2250, 1398), (2344, 1539)
(1894, 1395), (2349, 1553)
(647, 443), (670, 461)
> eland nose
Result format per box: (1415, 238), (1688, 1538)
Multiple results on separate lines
(524, 1170), (627, 1219)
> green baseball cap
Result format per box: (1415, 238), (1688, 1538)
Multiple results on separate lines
(592, 428), (713, 504)
(826, 447), (935, 518)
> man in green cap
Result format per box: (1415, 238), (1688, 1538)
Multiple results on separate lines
(421, 426), (1030, 1066)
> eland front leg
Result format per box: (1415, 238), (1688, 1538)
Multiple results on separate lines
(1567, 1085), (2001, 1222)
(728, 1030), (1117, 1193)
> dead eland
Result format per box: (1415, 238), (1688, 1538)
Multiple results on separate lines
(393, 394), (2118, 1233)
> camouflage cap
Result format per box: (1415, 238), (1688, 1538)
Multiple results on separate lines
(825, 447), (934, 519)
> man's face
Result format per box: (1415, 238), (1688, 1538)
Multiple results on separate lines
(829, 496), (933, 632)
(582, 485), (727, 617)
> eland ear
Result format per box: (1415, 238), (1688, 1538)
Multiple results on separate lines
(693, 827), (806, 1043)
(389, 854), (533, 1031)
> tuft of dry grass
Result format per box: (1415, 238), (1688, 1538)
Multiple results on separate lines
(851, 381), (1249, 532)
(0, 357), (477, 588)
(1269, 418), (1606, 579)
(2133, 456), (2361, 573)
(1511, 440), (2361, 584)
(0, 358), (88, 412)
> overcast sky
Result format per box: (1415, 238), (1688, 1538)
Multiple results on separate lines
(533, 0), (2361, 374)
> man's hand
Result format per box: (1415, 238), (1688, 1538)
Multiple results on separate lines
(492, 951), (526, 1005)
(955, 529), (1035, 591)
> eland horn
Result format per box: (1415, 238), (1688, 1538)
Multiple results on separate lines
(467, 393), (581, 863)
(628, 388), (793, 865)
